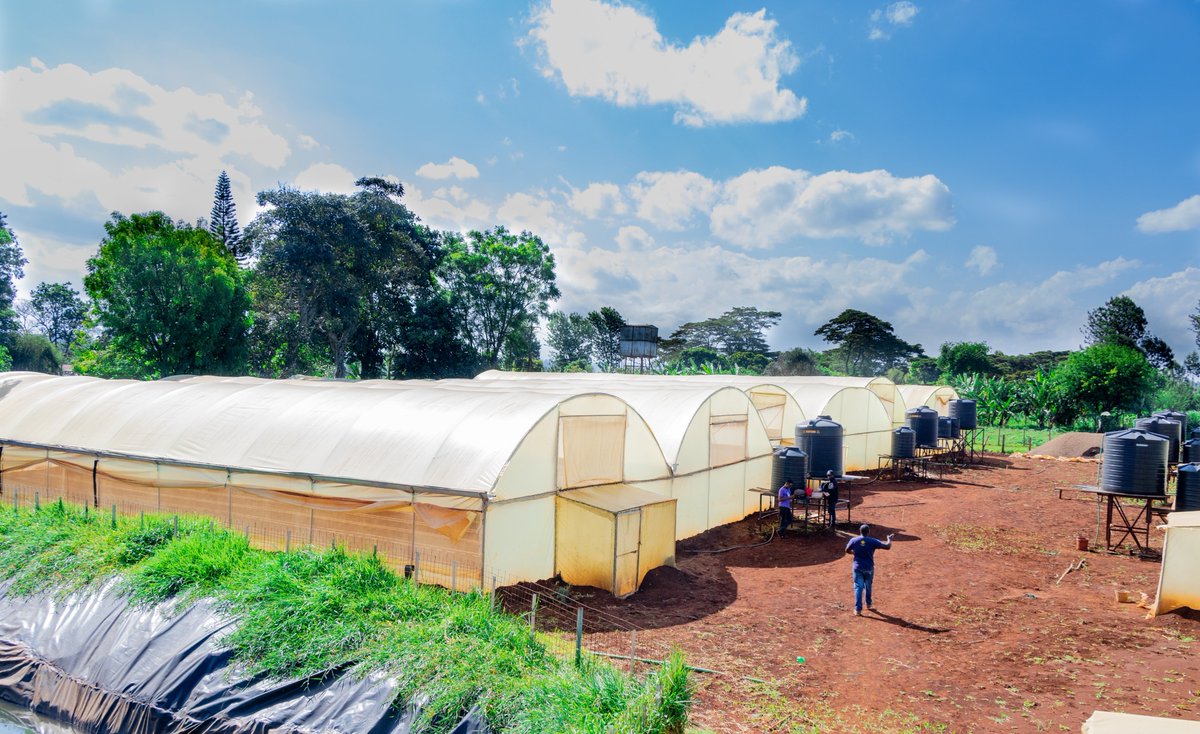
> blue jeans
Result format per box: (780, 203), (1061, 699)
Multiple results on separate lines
(854, 569), (874, 612)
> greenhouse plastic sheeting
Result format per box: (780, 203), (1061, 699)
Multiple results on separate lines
(0, 581), (488, 734)
(1154, 510), (1200, 616)
(897, 385), (960, 416)
(1082, 711), (1200, 733)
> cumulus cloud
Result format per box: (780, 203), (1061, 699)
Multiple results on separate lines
(869, 1), (920, 40)
(569, 182), (627, 218)
(405, 184), (493, 233)
(415, 156), (480, 180)
(296, 133), (320, 150)
(292, 162), (359, 194)
(1122, 267), (1200, 358)
(0, 61), (290, 220)
(614, 225), (654, 251)
(1136, 194), (1200, 233)
(965, 245), (997, 275)
(628, 171), (718, 230)
(526, 0), (806, 126)
(829, 129), (854, 143)
(709, 166), (954, 247)
(496, 192), (582, 246)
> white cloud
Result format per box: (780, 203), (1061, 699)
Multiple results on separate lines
(292, 162), (359, 194)
(405, 184), (493, 233)
(569, 182), (627, 218)
(615, 225), (654, 251)
(526, 0), (806, 126)
(296, 133), (320, 150)
(496, 192), (580, 245)
(709, 166), (953, 247)
(965, 245), (997, 275)
(0, 60), (291, 220)
(1122, 267), (1200, 359)
(1136, 194), (1200, 233)
(628, 171), (718, 230)
(829, 129), (854, 143)
(415, 156), (480, 180)
(869, 2), (919, 40)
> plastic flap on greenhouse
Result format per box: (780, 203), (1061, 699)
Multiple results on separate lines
(0, 580), (489, 734)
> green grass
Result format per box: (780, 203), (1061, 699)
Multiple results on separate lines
(971, 425), (1059, 454)
(0, 499), (693, 734)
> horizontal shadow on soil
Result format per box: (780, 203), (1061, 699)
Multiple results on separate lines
(863, 609), (950, 634)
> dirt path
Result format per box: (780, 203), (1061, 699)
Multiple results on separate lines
(573, 456), (1200, 732)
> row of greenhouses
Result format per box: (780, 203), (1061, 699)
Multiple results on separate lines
(0, 372), (956, 597)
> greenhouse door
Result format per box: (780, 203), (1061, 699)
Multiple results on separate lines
(613, 509), (642, 598)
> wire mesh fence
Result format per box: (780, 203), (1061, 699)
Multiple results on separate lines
(0, 478), (671, 677)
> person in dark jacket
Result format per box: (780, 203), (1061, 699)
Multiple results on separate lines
(822, 469), (840, 528)
(777, 478), (795, 535)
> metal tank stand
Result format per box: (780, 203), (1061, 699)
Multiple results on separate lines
(1076, 486), (1169, 555)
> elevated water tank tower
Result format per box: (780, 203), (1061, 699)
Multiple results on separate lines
(619, 325), (658, 372)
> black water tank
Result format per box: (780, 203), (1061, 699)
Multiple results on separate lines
(1178, 463), (1200, 512)
(1136, 416), (1181, 464)
(770, 446), (809, 491)
(796, 416), (843, 479)
(1184, 438), (1200, 465)
(892, 426), (916, 459)
(1154, 410), (1189, 453)
(906, 406), (939, 448)
(1192, 426), (1200, 441)
(937, 415), (961, 439)
(948, 399), (977, 430)
(1100, 429), (1168, 496)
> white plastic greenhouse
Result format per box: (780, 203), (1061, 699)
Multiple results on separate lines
(897, 384), (961, 416)
(473, 375), (773, 539)
(784, 376), (906, 427)
(0, 372), (678, 596)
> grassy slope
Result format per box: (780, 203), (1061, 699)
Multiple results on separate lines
(0, 499), (692, 734)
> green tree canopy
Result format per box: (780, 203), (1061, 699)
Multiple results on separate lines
(587, 306), (625, 370)
(10, 333), (60, 374)
(209, 170), (245, 263)
(0, 212), (28, 344)
(1051, 343), (1155, 422)
(1083, 295), (1174, 370)
(814, 308), (923, 376)
(763, 347), (823, 376)
(82, 211), (249, 378)
(937, 341), (993, 378)
(30, 281), (86, 354)
(438, 226), (559, 367)
(547, 311), (597, 370)
(245, 178), (433, 378)
(666, 306), (781, 358)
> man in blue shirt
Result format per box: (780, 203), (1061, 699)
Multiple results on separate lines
(777, 478), (795, 535)
(845, 523), (893, 615)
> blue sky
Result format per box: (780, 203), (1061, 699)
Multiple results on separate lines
(2, 0), (1198, 360)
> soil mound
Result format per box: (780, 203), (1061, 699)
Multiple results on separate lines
(1030, 431), (1103, 458)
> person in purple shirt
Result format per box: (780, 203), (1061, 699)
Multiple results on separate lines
(777, 478), (795, 535)
(845, 523), (894, 615)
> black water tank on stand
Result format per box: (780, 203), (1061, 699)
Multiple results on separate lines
(892, 426), (916, 459)
(770, 446), (809, 491)
(948, 399), (977, 430)
(1100, 429), (1168, 496)
(1183, 438), (1200, 465)
(906, 406), (939, 448)
(1154, 410), (1189, 450)
(1177, 463), (1200, 512)
(796, 416), (843, 479)
(1192, 426), (1200, 441)
(1135, 416), (1181, 464)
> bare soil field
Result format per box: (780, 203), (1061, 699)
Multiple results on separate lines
(574, 456), (1200, 733)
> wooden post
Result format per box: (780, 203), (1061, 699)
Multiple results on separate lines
(173, 516), (179, 534)
(575, 607), (584, 667)
(490, 575), (497, 609)
(111, 504), (116, 529)
(34, 492), (39, 511)
(530, 592), (539, 632)
(414, 551), (421, 583)
(630, 630), (637, 676)
(286, 529), (291, 553)
(451, 560), (457, 592)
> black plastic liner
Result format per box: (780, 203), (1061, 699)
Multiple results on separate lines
(0, 582), (489, 734)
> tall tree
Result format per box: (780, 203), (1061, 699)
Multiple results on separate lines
(547, 311), (597, 370)
(586, 306), (625, 370)
(438, 226), (559, 367)
(814, 309), (923, 376)
(763, 347), (823, 376)
(1083, 295), (1147, 350)
(667, 306), (781, 357)
(0, 212), (28, 344)
(209, 171), (245, 264)
(82, 212), (249, 378)
(245, 178), (432, 378)
(29, 282), (86, 354)
(937, 341), (993, 378)
(1051, 343), (1155, 422)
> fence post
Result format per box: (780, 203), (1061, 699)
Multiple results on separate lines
(414, 552), (421, 584)
(173, 516), (179, 534)
(244, 526), (250, 542)
(490, 575), (497, 610)
(1001, 435), (1006, 453)
(530, 593), (539, 632)
(451, 560), (457, 593)
(286, 529), (291, 553)
(575, 608), (584, 667)
(34, 492), (39, 511)
(629, 630), (637, 676)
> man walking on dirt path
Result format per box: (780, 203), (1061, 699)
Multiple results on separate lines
(845, 524), (893, 615)
(778, 479), (795, 535)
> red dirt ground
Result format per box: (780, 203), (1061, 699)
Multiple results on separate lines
(570, 456), (1200, 733)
